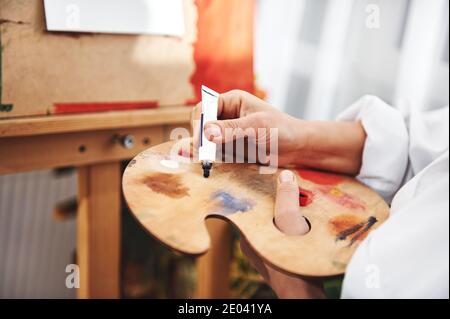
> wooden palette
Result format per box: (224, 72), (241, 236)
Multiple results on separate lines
(122, 140), (389, 277)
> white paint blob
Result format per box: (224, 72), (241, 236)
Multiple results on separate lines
(160, 159), (179, 169)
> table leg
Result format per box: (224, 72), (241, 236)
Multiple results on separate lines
(196, 218), (233, 298)
(77, 162), (121, 298)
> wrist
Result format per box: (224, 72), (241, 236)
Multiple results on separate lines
(283, 118), (309, 152)
(287, 120), (366, 175)
(285, 119), (315, 166)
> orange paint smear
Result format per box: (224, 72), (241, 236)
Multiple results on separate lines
(187, 0), (255, 104)
(355, 230), (369, 241)
(54, 101), (159, 114)
(330, 215), (363, 234)
(330, 215), (367, 241)
(329, 215), (377, 245)
(297, 169), (343, 186)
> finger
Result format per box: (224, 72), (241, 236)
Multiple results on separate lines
(204, 113), (260, 144)
(194, 90), (241, 126)
(240, 237), (271, 283)
(191, 102), (202, 150)
(217, 90), (245, 119)
(190, 102), (202, 128)
(275, 170), (310, 236)
(194, 90), (249, 146)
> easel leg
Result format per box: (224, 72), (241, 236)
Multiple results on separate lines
(196, 218), (233, 298)
(77, 162), (121, 298)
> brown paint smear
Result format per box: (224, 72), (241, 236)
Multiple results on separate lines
(215, 164), (277, 197)
(142, 173), (189, 198)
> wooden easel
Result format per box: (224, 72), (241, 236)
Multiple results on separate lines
(0, 109), (190, 297)
(0, 0), (255, 298)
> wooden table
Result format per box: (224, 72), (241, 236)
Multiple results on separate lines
(0, 106), (232, 298)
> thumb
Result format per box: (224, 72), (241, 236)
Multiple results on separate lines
(204, 116), (256, 144)
(274, 170), (310, 236)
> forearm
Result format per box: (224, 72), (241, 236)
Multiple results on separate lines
(294, 120), (366, 175)
(269, 269), (326, 299)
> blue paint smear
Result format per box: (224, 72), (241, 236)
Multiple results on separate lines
(211, 191), (254, 215)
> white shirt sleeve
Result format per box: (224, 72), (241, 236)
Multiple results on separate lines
(337, 96), (450, 298)
(337, 95), (449, 203)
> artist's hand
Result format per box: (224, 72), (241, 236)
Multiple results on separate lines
(191, 90), (367, 175)
(240, 170), (326, 299)
(191, 90), (308, 167)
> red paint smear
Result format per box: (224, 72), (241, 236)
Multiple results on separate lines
(187, 0), (255, 104)
(319, 186), (366, 211)
(177, 140), (194, 158)
(178, 147), (193, 158)
(54, 101), (159, 114)
(298, 188), (314, 207)
(297, 169), (343, 186)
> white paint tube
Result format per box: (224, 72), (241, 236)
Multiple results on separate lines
(198, 85), (219, 178)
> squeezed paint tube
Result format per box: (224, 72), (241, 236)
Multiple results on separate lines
(199, 85), (219, 178)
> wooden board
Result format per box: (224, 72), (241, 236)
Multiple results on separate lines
(0, 0), (195, 117)
(122, 140), (390, 277)
(0, 106), (191, 137)
(0, 106), (190, 174)
(0, 125), (165, 174)
(0, 0), (255, 118)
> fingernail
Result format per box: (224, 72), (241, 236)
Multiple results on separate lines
(279, 170), (294, 183)
(205, 124), (222, 140)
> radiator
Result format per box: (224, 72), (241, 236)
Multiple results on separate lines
(0, 169), (77, 298)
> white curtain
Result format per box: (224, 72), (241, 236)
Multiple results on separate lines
(255, 0), (449, 120)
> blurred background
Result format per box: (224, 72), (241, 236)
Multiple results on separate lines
(0, 0), (448, 298)
(256, 0), (448, 118)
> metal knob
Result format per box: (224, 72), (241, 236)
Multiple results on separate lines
(114, 134), (135, 149)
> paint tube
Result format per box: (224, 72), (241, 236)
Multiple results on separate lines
(199, 85), (219, 178)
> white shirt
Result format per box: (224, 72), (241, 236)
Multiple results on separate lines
(337, 96), (449, 299)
